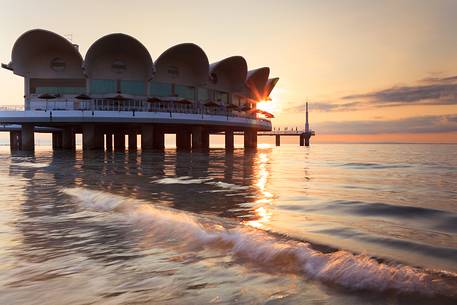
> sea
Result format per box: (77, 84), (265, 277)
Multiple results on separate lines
(0, 144), (456, 305)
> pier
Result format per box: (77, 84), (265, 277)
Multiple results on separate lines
(0, 29), (316, 152)
(258, 102), (315, 146)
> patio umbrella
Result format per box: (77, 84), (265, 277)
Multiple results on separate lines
(204, 101), (220, 107)
(38, 93), (57, 99)
(226, 104), (239, 110)
(146, 97), (162, 103)
(74, 94), (92, 100)
(174, 98), (193, 105)
(103, 93), (134, 100)
(241, 104), (251, 111)
(260, 110), (275, 118)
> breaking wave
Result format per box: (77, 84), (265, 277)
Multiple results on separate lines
(62, 187), (457, 298)
(10, 161), (49, 168)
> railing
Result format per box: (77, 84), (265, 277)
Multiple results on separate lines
(26, 99), (265, 120)
(0, 105), (25, 111)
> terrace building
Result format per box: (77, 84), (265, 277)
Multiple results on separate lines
(1, 29), (278, 151)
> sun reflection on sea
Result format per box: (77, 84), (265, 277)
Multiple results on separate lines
(246, 153), (274, 229)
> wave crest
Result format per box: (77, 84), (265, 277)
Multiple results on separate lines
(62, 187), (457, 298)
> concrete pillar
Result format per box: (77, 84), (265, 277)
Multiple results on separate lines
(141, 125), (154, 150)
(83, 125), (96, 150)
(176, 129), (191, 150)
(10, 131), (21, 150)
(299, 134), (305, 146)
(128, 130), (137, 151)
(192, 126), (209, 151)
(153, 128), (164, 149)
(105, 133), (113, 151)
(225, 129), (234, 150)
(305, 134), (310, 147)
(52, 132), (63, 150)
(244, 129), (257, 149)
(21, 124), (34, 151)
(202, 128), (209, 150)
(62, 128), (75, 150)
(192, 126), (202, 150)
(276, 134), (281, 146)
(114, 132), (125, 151)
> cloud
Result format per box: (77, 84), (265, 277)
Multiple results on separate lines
(342, 82), (457, 106)
(315, 114), (457, 134)
(286, 74), (457, 112)
(286, 101), (363, 112)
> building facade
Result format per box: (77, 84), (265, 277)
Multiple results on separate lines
(1, 29), (278, 151)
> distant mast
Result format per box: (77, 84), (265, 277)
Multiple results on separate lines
(305, 102), (309, 133)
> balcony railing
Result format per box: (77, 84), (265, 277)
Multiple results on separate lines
(21, 98), (270, 122)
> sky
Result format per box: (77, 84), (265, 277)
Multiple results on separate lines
(0, 0), (456, 143)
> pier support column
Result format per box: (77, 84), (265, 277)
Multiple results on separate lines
(153, 128), (164, 149)
(105, 133), (113, 151)
(225, 129), (234, 150)
(141, 125), (154, 150)
(192, 126), (209, 151)
(299, 134), (304, 146)
(128, 130), (137, 151)
(202, 128), (209, 150)
(62, 128), (75, 150)
(83, 125), (98, 150)
(114, 132), (125, 151)
(192, 126), (202, 150)
(21, 124), (34, 151)
(244, 129), (257, 149)
(176, 129), (191, 150)
(275, 135), (281, 146)
(52, 132), (63, 150)
(10, 131), (21, 150)
(305, 134), (310, 147)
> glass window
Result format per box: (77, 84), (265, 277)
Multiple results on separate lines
(215, 91), (229, 105)
(90, 79), (116, 94)
(150, 81), (172, 97)
(175, 84), (195, 100)
(197, 87), (209, 102)
(35, 86), (85, 95)
(121, 80), (145, 95)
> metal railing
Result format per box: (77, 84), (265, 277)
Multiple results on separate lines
(0, 105), (25, 111)
(26, 99), (266, 120)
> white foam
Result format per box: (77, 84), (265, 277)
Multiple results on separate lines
(62, 187), (457, 297)
(206, 181), (249, 191)
(11, 162), (49, 168)
(153, 176), (213, 185)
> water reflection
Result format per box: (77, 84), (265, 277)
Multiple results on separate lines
(2, 146), (457, 304)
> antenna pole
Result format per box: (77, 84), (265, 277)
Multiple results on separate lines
(305, 101), (309, 133)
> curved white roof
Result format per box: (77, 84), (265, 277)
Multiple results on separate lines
(4, 29), (279, 100)
(154, 43), (209, 86)
(209, 56), (247, 92)
(264, 77), (279, 100)
(84, 33), (154, 80)
(10, 29), (84, 78)
(246, 67), (270, 101)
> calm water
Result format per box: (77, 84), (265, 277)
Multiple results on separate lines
(0, 144), (456, 305)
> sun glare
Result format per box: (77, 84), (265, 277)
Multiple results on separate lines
(256, 89), (281, 115)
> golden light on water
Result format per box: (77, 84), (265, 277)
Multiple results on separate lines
(246, 153), (274, 229)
